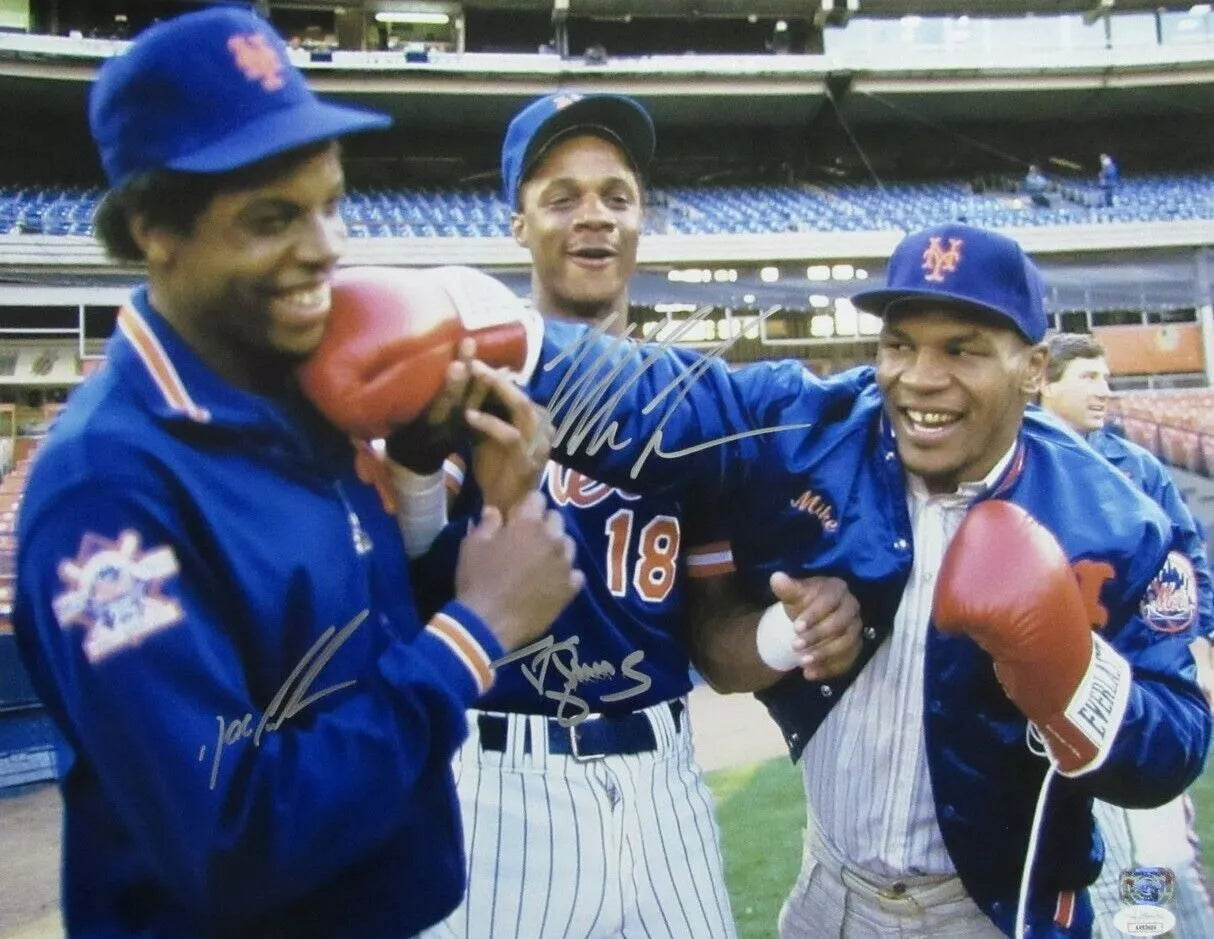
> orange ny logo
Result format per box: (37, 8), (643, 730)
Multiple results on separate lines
(1072, 559), (1115, 630)
(227, 34), (285, 92)
(921, 236), (963, 283)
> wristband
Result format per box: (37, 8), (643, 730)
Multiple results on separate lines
(388, 462), (447, 558)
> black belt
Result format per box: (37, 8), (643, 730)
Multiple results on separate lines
(476, 700), (685, 761)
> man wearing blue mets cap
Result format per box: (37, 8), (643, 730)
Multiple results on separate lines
(419, 89), (763, 939)
(500, 91), (657, 210)
(13, 8), (582, 937)
(499, 91), (656, 325)
(436, 220), (1211, 935)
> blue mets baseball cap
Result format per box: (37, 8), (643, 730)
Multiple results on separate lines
(851, 223), (1048, 344)
(89, 7), (390, 188)
(501, 92), (655, 206)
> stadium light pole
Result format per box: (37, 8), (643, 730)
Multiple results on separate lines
(552, 0), (569, 58)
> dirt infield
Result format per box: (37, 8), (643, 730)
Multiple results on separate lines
(0, 686), (783, 939)
(688, 682), (789, 772)
(0, 783), (61, 939)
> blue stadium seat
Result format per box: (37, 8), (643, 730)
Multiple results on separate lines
(7, 174), (1213, 239)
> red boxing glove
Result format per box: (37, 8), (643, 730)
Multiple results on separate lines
(298, 266), (541, 439)
(933, 500), (1131, 776)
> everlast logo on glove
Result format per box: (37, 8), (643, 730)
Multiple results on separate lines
(1058, 632), (1132, 774)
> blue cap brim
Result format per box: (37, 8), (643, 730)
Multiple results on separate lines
(166, 99), (389, 175)
(852, 286), (1038, 343)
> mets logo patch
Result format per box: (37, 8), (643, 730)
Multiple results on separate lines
(922, 236), (963, 283)
(227, 33), (286, 92)
(1138, 551), (1197, 634)
(52, 531), (185, 663)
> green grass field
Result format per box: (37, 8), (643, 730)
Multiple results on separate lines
(707, 757), (803, 939)
(707, 756), (1214, 939)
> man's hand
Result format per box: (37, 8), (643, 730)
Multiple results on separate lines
(464, 363), (553, 515)
(688, 570), (863, 694)
(455, 492), (584, 652)
(769, 572), (863, 682)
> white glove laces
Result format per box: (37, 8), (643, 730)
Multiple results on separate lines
(1015, 724), (1059, 939)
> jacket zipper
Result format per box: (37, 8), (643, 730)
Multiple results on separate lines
(334, 481), (374, 556)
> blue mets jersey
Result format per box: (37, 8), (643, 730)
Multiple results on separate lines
(414, 334), (726, 719)
(437, 455), (700, 719)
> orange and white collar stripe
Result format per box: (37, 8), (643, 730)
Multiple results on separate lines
(117, 305), (211, 424)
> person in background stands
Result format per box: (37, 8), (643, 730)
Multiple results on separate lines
(1025, 163), (1051, 208)
(1041, 330), (1214, 939)
(1098, 153), (1119, 208)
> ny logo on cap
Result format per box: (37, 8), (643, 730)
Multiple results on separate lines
(227, 33), (285, 92)
(922, 236), (963, 283)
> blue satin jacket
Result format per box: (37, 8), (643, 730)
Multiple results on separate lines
(527, 319), (1212, 938)
(14, 288), (502, 938)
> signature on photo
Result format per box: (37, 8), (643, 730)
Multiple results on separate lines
(543, 306), (816, 480)
(200, 610), (366, 790)
(493, 634), (652, 726)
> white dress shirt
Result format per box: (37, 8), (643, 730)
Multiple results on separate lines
(800, 444), (1016, 879)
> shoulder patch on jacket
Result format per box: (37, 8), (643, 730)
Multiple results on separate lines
(53, 530), (185, 663)
(1139, 550), (1197, 634)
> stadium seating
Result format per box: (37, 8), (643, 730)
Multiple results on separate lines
(0, 442), (61, 790)
(1109, 389), (1214, 478)
(3, 174), (1213, 240)
(0, 184), (101, 237)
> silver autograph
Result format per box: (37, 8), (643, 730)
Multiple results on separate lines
(542, 305), (817, 479)
(200, 610), (367, 790)
(492, 635), (653, 727)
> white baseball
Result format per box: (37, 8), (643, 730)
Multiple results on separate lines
(756, 601), (803, 671)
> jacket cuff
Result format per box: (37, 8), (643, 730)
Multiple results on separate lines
(417, 601), (504, 698)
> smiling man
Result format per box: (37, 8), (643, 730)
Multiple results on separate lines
(1042, 332), (1214, 939)
(421, 91), (743, 939)
(299, 211), (1214, 936)
(12, 10), (582, 937)
(506, 93), (645, 332)
(515, 222), (1213, 936)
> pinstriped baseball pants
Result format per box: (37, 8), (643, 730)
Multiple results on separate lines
(422, 698), (736, 939)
